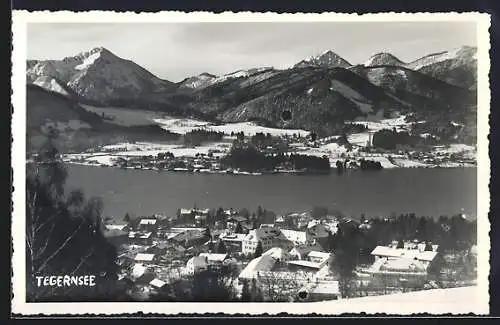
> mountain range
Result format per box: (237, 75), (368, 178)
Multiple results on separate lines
(26, 46), (477, 152)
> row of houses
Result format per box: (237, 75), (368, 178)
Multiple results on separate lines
(219, 223), (332, 256)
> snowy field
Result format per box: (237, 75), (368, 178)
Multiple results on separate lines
(101, 142), (232, 157)
(347, 115), (412, 133)
(63, 141), (233, 166)
(154, 118), (310, 137)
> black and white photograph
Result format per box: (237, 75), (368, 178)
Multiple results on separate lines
(11, 11), (490, 315)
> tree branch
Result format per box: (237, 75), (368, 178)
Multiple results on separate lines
(35, 223), (55, 260)
(35, 218), (86, 274)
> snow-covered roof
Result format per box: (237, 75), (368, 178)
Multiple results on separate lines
(131, 263), (147, 278)
(227, 215), (247, 222)
(139, 219), (157, 225)
(187, 256), (208, 268)
(290, 243), (323, 256)
(140, 232), (152, 239)
(308, 251), (331, 261)
(288, 260), (322, 269)
(199, 253), (228, 262)
(262, 247), (290, 261)
(274, 216), (284, 223)
(105, 224), (128, 231)
(244, 228), (281, 242)
(371, 246), (438, 262)
(150, 278), (166, 288)
(239, 255), (277, 279)
(219, 232), (246, 241)
(134, 253), (155, 261)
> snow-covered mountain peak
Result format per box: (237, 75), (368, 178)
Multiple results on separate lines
(407, 45), (477, 70)
(310, 50), (352, 68)
(294, 50), (351, 69)
(364, 52), (406, 67)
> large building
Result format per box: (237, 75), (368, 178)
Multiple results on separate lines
(367, 244), (440, 288)
(242, 226), (294, 255)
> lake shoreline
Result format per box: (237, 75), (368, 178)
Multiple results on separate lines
(60, 160), (478, 174)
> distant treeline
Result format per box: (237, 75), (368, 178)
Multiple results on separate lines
(335, 159), (383, 172)
(221, 146), (330, 172)
(372, 128), (421, 150)
(183, 129), (224, 146)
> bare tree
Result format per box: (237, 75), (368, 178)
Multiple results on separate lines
(26, 134), (118, 301)
(257, 271), (303, 302)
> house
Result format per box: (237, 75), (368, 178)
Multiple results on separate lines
(368, 245), (440, 288)
(149, 278), (168, 294)
(274, 215), (285, 227)
(134, 253), (157, 264)
(219, 232), (246, 252)
(306, 222), (329, 239)
(242, 226), (285, 255)
(169, 227), (207, 246)
(280, 229), (312, 245)
(288, 251), (332, 271)
(199, 253), (228, 267)
(226, 216), (248, 232)
(370, 245), (439, 269)
(289, 242), (323, 260)
(179, 208), (194, 220)
(307, 251), (332, 265)
(138, 218), (157, 232)
(194, 214), (208, 226)
(186, 255), (208, 274)
(130, 263), (155, 284)
(128, 231), (153, 245)
(105, 223), (129, 232)
(297, 281), (341, 301)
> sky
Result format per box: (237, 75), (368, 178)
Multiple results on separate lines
(27, 22), (477, 82)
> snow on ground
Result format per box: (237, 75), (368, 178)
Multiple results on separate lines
(391, 158), (430, 168)
(75, 52), (101, 70)
(100, 141), (232, 158)
(348, 115), (411, 133)
(85, 155), (117, 166)
(362, 156), (397, 168)
(156, 118), (310, 137)
(294, 142), (348, 160)
(208, 122), (310, 137)
(153, 117), (211, 134)
(433, 144), (476, 154)
(315, 286), (484, 315)
(347, 133), (370, 147)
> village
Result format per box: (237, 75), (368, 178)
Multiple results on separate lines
(101, 205), (478, 302)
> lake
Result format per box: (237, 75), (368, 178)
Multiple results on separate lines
(65, 165), (477, 219)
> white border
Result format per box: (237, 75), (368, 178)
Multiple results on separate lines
(11, 10), (491, 315)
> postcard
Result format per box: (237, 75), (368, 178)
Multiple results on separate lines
(11, 10), (491, 315)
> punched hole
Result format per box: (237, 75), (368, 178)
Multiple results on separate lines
(281, 110), (292, 121)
